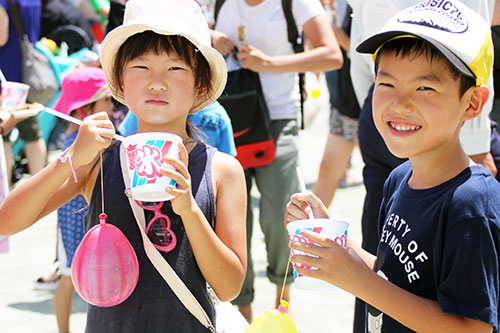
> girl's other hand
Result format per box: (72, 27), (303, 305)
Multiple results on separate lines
(70, 111), (116, 168)
(284, 191), (330, 226)
(162, 142), (196, 216)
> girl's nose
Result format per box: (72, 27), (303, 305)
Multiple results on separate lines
(148, 73), (168, 92)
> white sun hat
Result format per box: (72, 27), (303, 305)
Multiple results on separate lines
(356, 0), (493, 86)
(100, 0), (227, 113)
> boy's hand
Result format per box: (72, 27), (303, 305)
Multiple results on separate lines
(284, 191), (330, 226)
(289, 230), (371, 294)
(162, 142), (196, 216)
(69, 112), (115, 169)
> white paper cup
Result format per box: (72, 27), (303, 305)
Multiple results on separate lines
(123, 132), (182, 202)
(0, 81), (29, 108)
(287, 218), (349, 291)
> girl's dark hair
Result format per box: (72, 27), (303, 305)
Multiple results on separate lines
(113, 31), (213, 141)
(113, 31), (213, 107)
(374, 38), (476, 97)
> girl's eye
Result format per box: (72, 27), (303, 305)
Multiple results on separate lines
(378, 82), (394, 88)
(132, 65), (148, 69)
(169, 66), (185, 71)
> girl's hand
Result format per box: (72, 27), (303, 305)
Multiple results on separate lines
(162, 142), (196, 216)
(284, 191), (330, 226)
(69, 112), (115, 168)
(289, 230), (371, 294)
(237, 44), (272, 72)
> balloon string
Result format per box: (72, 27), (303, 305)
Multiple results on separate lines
(280, 254), (292, 302)
(100, 150), (104, 214)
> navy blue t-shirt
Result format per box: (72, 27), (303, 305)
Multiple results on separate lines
(367, 162), (500, 332)
(0, 0), (40, 82)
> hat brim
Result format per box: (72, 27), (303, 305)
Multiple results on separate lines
(356, 31), (476, 81)
(100, 21), (227, 113)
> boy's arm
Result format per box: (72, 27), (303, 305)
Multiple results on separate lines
(291, 231), (494, 333)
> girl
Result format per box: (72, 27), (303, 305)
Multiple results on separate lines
(51, 66), (114, 333)
(0, 0), (247, 331)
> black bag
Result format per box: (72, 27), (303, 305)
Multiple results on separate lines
(218, 66), (275, 168)
(7, 0), (58, 105)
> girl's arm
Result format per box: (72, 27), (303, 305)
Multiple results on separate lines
(164, 146), (247, 301)
(0, 6), (8, 46)
(291, 231), (493, 332)
(0, 112), (115, 235)
(237, 14), (343, 73)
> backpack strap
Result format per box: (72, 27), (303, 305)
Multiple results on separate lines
(214, 0), (306, 128)
(6, 0), (27, 39)
(282, 0), (306, 129)
(214, 0), (226, 26)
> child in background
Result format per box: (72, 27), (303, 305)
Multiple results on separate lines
(51, 66), (113, 333)
(0, 0), (247, 331)
(119, 100), (237, 156)
(285, 1), (500, 331)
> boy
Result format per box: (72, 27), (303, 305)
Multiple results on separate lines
(285, 0), (500, 331)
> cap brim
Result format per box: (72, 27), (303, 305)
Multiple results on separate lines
(356, 31), (476, 81)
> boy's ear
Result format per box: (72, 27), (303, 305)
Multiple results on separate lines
(463, 85), (489, 121)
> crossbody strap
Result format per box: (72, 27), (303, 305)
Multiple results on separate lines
(119, 145), (216, 332)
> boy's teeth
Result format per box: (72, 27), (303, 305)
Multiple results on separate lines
(390, 122), (421, 131)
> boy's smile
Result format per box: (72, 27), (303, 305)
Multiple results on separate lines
(372, 52), (469, 164)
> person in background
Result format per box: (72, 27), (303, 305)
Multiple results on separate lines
(0, 0), (48, 184)
(208, 0), (343, 322)
(119, 100), (237, 156)
(51, 66), (114, 333)
(313, 0), (361, 208)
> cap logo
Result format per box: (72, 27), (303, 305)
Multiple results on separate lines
(397, 0), (467, 34)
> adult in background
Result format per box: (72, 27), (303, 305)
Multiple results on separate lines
(208, 0), (343, 322)
(0, 0), (47, 183)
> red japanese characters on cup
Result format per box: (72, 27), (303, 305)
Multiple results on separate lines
(123, 132), (182, 202)
(287, 218), (348, 291)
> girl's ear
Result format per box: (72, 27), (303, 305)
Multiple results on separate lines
(463, 85), (489, 121)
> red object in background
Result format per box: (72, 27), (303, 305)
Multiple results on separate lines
(91, 23), (105, 43)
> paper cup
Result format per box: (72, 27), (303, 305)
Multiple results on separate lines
(123, 132), (182, 202)
(287, 218), (349, 291)
(0, 81), (29, 108)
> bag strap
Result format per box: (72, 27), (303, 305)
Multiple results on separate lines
(119, 145), (216, 333)
(281, 0), (305, 129)
(214, 0), (305, 129)
(6, 0), (27, 40)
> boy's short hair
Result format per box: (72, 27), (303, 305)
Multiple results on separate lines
(356, 0), (493, 87)
(373, 37), (476, 96)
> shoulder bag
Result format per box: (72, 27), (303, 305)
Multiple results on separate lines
(7, 0), (58, 105)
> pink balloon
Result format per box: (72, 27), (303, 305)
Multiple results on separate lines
(72, 214), (139, 307)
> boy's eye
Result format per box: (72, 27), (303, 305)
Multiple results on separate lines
(132, 65), (148, 69)
(169, 66), (185, 71)
(417, 86), (435, 91)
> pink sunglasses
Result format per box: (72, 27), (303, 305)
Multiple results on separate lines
(135, 200), (177, 252)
